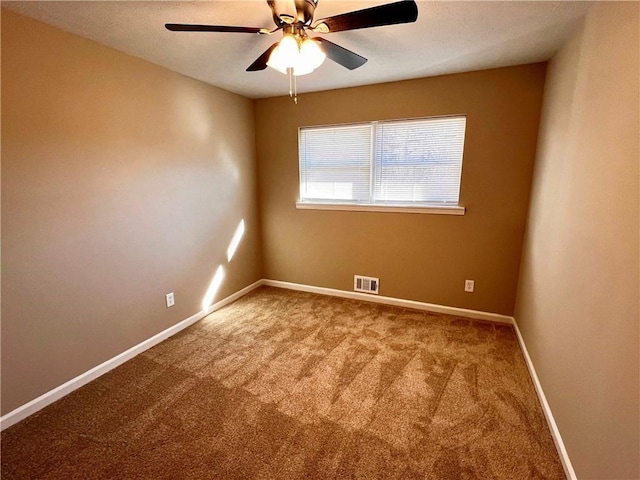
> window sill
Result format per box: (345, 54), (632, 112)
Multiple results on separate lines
(295, 202), (465, 215)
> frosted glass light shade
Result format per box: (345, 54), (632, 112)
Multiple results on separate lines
(267, 35), (298, 73)
(267, 35), (326, 76)
(295, 38), (326, 76)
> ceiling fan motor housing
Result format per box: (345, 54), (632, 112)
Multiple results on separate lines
(272, 0), (318, 26)
(296, 0), (319, 26)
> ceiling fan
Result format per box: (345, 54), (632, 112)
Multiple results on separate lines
(165, 0), (418, 76)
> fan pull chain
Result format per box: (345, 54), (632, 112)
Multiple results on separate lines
(287, 67), (298, 105)
(293, 73), (298, 104)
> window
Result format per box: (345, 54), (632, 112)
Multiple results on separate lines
(298, 116), (466, 214)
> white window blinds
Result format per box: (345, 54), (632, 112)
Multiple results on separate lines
(299, 115), (466, 207)
(299, 124), (372, 203)
(374, 117), (466, 204)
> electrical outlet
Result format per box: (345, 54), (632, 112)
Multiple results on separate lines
(464, 280), (475, 293)
(165, 292), (175, 307)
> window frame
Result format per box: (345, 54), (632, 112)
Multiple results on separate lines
(296, 115), (467, 215)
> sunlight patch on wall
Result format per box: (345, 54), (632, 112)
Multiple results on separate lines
(226, 219), (245, 262)
(201, 218), (247, 311)
(202, 265), (225, 311)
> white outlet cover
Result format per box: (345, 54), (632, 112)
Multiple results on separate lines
(465, 280), (475, 292)
(165, 292), (175, 307)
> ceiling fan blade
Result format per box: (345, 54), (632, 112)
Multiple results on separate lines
(313, 0), (418, 33)
(165, 24), (263, 34)
(246, 42), (280, 71)
(315, 38), (367, 70)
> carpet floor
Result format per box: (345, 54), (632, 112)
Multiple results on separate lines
(1, 286), (565, 479)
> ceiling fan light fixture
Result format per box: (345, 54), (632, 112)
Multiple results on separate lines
(167, 0), (419, 78)
(266, 35), (326, 76)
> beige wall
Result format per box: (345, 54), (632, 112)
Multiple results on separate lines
(515, 3), (639, 479)
(1, 10), (263, 414)
(255, 64), (546, 315)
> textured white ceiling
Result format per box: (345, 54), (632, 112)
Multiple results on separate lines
(2, 1), (591, 99)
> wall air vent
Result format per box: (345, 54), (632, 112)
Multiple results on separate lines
(354, 275), (379, 295)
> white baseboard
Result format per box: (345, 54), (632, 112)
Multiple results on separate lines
(262, 279), (514, 324)
(0, 279), (263, 431)
(512, 319), (576, 480)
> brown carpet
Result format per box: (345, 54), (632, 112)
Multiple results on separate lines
(1, 286), (565, 479)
